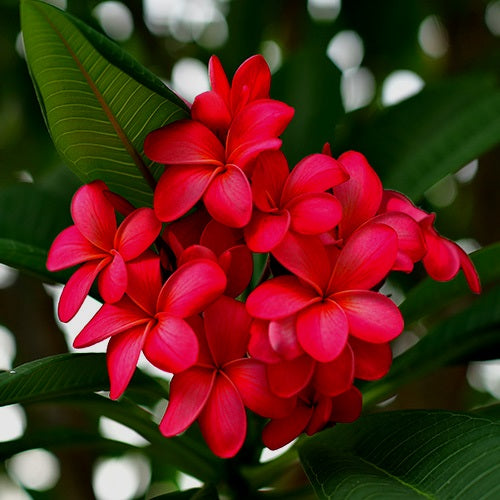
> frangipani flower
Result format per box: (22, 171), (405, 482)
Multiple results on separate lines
(73, 254), (226, 400)
(46, 181), (162, 322)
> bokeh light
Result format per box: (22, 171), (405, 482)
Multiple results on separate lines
(381, 70), (424, 106)
(7, 449), (60, 491)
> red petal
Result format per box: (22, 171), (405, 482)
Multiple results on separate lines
(73, 297), (149, 348)
(335, 151), (383, 238)
(248, 320), (281, 364)
(144, 120), (225, 166)
(262, 406), (312, 450)
(114, 208), (161, 261)
(267, 355), (315, 397)
(349, 337), (392, 380)
(422, 223), (460, 282)
(159, 367), (215, 436)
(380, 189), (427, 222)
(230, 54), (271, 114)
(178, 244), (217, 267)
(58, 260), (104, 322)
(157, 259), (226, 317)
(282, 153), (348, 201)
(204, 296), (251, 366)
(244, 209), (290, 252)
(198, 373), (247, 458)
(296, 300), (349, 363)
(71, 181), (116, 251)
(330, 386), (362, 423)
(458, 246), (481, 294)
(246, 275), (320, 320)
(313, 343), (354, 397)
(251, 150), (288, 211)
(268, 316), (303, 360)
(287, 193), (343, 235)
(208, 55), (230, 106)
(218, 245), (253, 297)
(143, 316), (199, 373)
(203, 165), (252, 227)
(47, 226), (104, 271)
(154, 164), (215, 222)
(225, 359), (296, 418)
(107, 325), (149, 400)
(98, 252), (127, 303)
(330, 223), (398, 292)
(200, 220), (243, 256)
(333, 290), (403, 343)
(306, 395), (333, 436)
(191, 91), (231, 134)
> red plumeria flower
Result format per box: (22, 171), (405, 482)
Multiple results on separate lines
(191, 55), (272, 140)
(244, 150), (348, 252)
(380, 190), (481, 293)
(247, 225), (404, 363)
(159, 296), (295, 458)
(46, 181), (162, 322)
(262, 385), (362, 450)
(72, 254), (227, 400)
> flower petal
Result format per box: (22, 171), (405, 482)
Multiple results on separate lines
(204, 296), (251, 366)
(154, 164), (215, 222)
(208, 55), (230, 105)
(296, 300), (349, 363)
(98, 251), (127, 303)
(333, 290), (403, 343)
(287, 193), (343, 235)
(335, 151), (383, 238)
(143, 315), (199, 373)
(267, 355), (315, 397)
(191, 90), (231, 134)
(47, 226), (104, 271)
(458, 246), (481, 294)
(244, 209), (290, 252)
(330, 386), (362, 423)
(262, 406), (312, 450)
(246, 275), (320, 320)
(225, 359), (296, 418)
(144, 119), (225, 166)
(305, 395), (333, 436)
(157, 259), (226, 317)
(203, 165), (252, 228)
(114, 208), (162, 261)
(269, 316), (303, 360)
(349, 337), (392, 380)
(198, 373), (247, 458)
(218, 245), (253, 297)
(330, 222), (398, 292)
(107, 325), (149, 400)
(159, 367), (215, 437)
(249, 320), (282, 364)
(71, 181), (116, 251)
(313, 343), (354, 397)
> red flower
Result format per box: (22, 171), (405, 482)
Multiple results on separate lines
(159, 296), (295, 458)
(47, 181), (161, 322)
(73, 254), (226, 400)
(244, 150), (348, 252)
(247, 224), (404, 363)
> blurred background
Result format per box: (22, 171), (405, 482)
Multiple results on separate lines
(0, 0), (499, 498)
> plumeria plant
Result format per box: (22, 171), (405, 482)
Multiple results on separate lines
(1, 1), (500, 498)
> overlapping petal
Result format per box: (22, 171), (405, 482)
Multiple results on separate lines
(262, 406), (312, 450)
(98, 251), (127, 303)
(313, 344), (354, 397)
(349, 337), (392, 380)
(244, 210), (290, 252)
(268, 316), (303, 360)
(266, 354), (315, 397)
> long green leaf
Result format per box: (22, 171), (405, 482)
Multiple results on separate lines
(363, 285), (500, 407)
(341, 74), (500, 199)
(21, 0), (189, 207)
(299, 410), (500, 499)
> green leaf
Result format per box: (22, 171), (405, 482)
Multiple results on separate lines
(400, 243), (500, 326)
(20, 0), (189, 208)
(342, 74), (500, 199)
(363, 284), (500, 407)
(0, 353), (166, 407)
(299, 409), (500, 499)
(151, 484), (219, 500)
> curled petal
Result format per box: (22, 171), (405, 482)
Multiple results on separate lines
(422, 223), (461, 282)
(333, 290), (404, 343)
(47, 226), (104, 271)
(380, 189), (427, 222)
(208, 55), (230, 106)
(225, 359), (296, 418)
(269, 316), (303, 360)
(157, 259), (226, 317)
(249, 320), (281, 364)
(200, 220), (243, 256)
(198, 374), (247, 458)
(313, 343), (354, 397)
(143, 315), (198, 373)
(267, 355), (315, 398)
(262, 406), (312, 450)
(71, 181), (116, 251)
(154, 164), (215, 222)
(306, 395), (333, 436)
(191, 91), (231, 134)
(330, 223), (398, 292)
(244, 209), (290, 253)
(114, 208), (162, 261)
(125, 254), (162, 316)
(98, 251), (127, 303)
(203, 165), (252, 228)
(458, 246), (481, 294)
(297, 300), (349, 363)
(178, 245), (217, 267)
(218, 245), (253, 297)
(349, 337), (392, 380)
(144, 120), (225, 166)
(107, 325), (149, 400)
(160, 367), (215, 437)
(246, 275), (320, 320)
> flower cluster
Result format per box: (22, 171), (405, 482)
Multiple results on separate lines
(47, 55), (480, 458)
